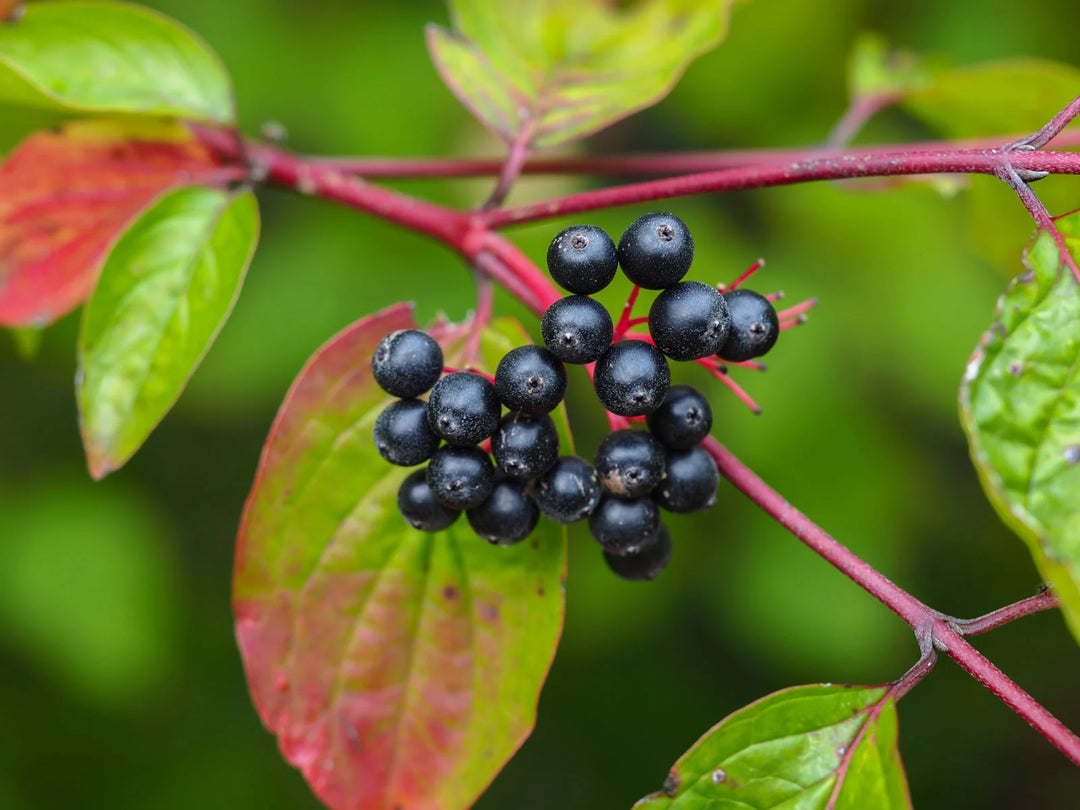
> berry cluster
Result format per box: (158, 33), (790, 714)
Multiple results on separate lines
(372, 212), (801, 582)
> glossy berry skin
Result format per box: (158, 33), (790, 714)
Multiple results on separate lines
(646, 384), (713, 450)
(535, 456), (602, 523)
(467, 479), (540, 545)
(494, 345), (567, 416)
(603, 524), (672, 581)
(593, 340), (671, 416)
(426, 445), (495, 509)
(398, 468), (460, 532)
(719, 289), (780, 361)
(546, 224), (618, 294)
(491, 412), (559, 479)
(372, 329), (443, 398)
(648, 281), (730, 361)
(616, 212), (694, 289)
(595, 429), (666, 498)
(588, 495), (660, 556)
(654, 447), (719, 513)
(541, 295), (614, 364)
(427, 371), (501, 446)
(373, 399), (439, 466)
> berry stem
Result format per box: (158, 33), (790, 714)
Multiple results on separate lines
(700, 363), (762, 414)
(462, 273), (494, 362)
(703, 436), (1080, 767)
(613, 285), (643, 338)
(779, 316), (809, 331)
(723, 257), (766, 291)
(776, 298), (819, 321)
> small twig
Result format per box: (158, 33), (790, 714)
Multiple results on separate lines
(826, 92), (904, 149)
(952, 589), (1061, 637)
(483, 123), (535, 209)
(1007, 93), (1080, 151)
(462, 273), (494, 362)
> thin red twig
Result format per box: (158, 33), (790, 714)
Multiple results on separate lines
(952, 589), (1061, 637)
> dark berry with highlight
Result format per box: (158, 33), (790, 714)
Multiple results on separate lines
(647, 385), (713, 450)
(427, 371), (501, 446)
(373, 399), (439, 466)
(648, 281), (730, 361)
(546, 224), (618, 294)
(491, 412), (560, 479)
(654, 447), (719, 513)
(535, 456), (602, 523)
(494, 345), (568, 416)
(467, 479), (540, 545)
(719, 289), (780, 361)
(603, 524), (673, 581)
(372, 329), (443, 398)
(398, 468), (460, 532)
(593, 340), (671, 416)
(426, 445), (496, 509)
(541, 295), (614, 364)
(616, 212), (694, 289)
(594, 429), (666, 499)
(588, 495), (660, 556)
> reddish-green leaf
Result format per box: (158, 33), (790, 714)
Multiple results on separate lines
(0, 118), (228, 328)
(77, 185), (259, 479)
(960, 214), (1080, 644)
(427, 0), (733, 150)
(635, 684), (911, 810)
(234, 306), (568, 810)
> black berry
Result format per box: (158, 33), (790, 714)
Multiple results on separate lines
(541, 295), (614, 364)
(535, 456), (602, 523)
(647, 385), (713, 450)
(593, 340), (671, 416)
(494, 345), (568, 416)
(617, 212), (694, 289)
(719, 289), (780, 361)
(654, 447), (719, 513)
(398, 468), (460, 532)
(588, 495), (660, 556)
(373, 399), (439, 466)
(426, 445), (495, 509)
(491, 412), (560, 479)
(467, 479), (540, 545)
(594, 429), (666, 498)
(546, 224), (618, 294)
(648, 281), (730, 361)
(603, 524), (672, 581)
(426, 371), (501, 446)
(372, 329), (443, 398)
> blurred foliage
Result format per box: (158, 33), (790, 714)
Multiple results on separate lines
(1, 1), (1080, 809)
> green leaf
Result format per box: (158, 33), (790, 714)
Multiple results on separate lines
(427, 0), (733, 150)
(0, 1), (235, 122)
(8, 325), (42, 360)
(77, 185), (259, 479)
(960, 213), (1080, 644)
(234, 306), (569, 810)
(846, 33), (935, 101)
(902, 58), (1080, 138)
(634, 684), (911, 810)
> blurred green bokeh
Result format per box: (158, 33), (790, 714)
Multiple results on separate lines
(2, 1), (1080, 808)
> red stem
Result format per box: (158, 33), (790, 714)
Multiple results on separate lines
(952, 590), (1061, 636)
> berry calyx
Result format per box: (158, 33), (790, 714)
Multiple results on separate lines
(491, 412), (560, 479)
(654, 447), (719, 513)
(588, 495), (660, 556)
(719, 288), (780, 361)
(494, 345), (568, 415)
(648, 281), (730, 361)
(541, 295), (614, 364)
(646, 385), (713, 450)
(534, 456), (603, 523)
(593, 340), (671, 416)
(616, 212), (694, 289)
(427, 371), (501, 445)
(372, 329), (443, 398)
(398, 468), (460, 532)
(594, 429), (666, 498)
(373, 399), (439, 466)
(426, 445), (496, 509)
(603, 524), (673, 581)
(546, 224), (618, 294)
(467, 479), (540, 545)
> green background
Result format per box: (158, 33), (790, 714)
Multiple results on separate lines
(2, 1), (1080, 807)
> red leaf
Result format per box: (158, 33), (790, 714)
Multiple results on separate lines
(0, 119), (229, 327)
(235, 304), (567, 809)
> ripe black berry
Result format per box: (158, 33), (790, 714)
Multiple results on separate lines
(426, 371), (501, 446)
(426, 445), (495, 509)
(648, 281), (730, 361)
(603, 524), (673, 581)
(494, 345), (567, 415)
(491, 412), (560, 479)
(535, 456), (603, 523)
(616, 212), (694, 289)
(546, 224), (618, 294)
(594, 429), (666, 498)
(654, 447), (719, 513)
(373, 399), (439, 466)
(372, 329), (443, 398)
(593, 340), (671, 416)
(588, 495), (660, 556)
(646, 385), (713, 450)
(719, 289), (781, 361)
(541, 295), (614, 364)
(398, 468), (460, 532)
(467, 479), (540, 545)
